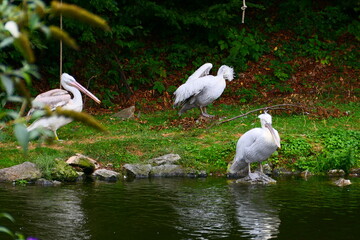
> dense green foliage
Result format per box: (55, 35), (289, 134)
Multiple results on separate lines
(0, 0), (108, 150)
(2, 0), (357, 106)
(0, 1), (359, 175)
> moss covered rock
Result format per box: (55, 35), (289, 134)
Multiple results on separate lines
(51, 159), (78, 182)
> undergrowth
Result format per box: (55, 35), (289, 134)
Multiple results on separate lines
(1, 103), (359, 175)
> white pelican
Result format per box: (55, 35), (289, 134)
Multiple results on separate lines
(173, 63), (234, 117)
(228, 113), (281, 179)
(27, 73), (101, 140)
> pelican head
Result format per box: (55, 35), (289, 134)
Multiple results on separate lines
(258, 113), (281, 148)
(61, 73), (101, 104)
(217, 65), (234, 81)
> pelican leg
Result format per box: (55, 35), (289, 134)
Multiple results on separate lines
(200, 106), (215, 118)
(53, 130), (60, 141)
(259, 163), (263, 173)
(248, 163), (256, 180)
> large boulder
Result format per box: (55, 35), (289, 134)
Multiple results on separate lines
(123, 164), (152, 178)
(0, 162), (42, 182)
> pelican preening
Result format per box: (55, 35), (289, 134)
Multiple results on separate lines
(228, 113), (281, 179)
(173, 63), (234, 118)
(27, 73), (101, 140)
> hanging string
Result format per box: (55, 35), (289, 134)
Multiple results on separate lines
(241, 0), (247, 24)
(59, 0), (63, 88)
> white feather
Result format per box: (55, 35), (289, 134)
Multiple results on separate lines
(187, 63), (213, 82)
(27, 73), (100, 139)
(229, 113), (280, 174)
(173, 64), (234, 111)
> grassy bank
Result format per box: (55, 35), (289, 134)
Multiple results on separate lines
(0, 102), (359, 176)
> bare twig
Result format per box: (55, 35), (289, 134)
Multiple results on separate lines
(113, 54), (133, 98)
(212, 104), (305, 127)
(84, 75), (98, 105)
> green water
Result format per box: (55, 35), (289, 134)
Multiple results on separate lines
(0, 176), (359, 240)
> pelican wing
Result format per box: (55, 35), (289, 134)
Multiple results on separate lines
(173, 76), (213, 107)
(229, 128), (262, 173)
(186, 63), (213, 83)
(27, 89), (71, 116)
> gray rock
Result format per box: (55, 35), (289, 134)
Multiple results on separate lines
(123, 164), (152, 178)
(66, 153), (100, 167)
(112, 106), (135, 119)
(150, 164), (184, 177)
(148, 154), (181, 166)
(272, 167), (295, 176)
(0, 162), (42, 182)
(328, 169), (345, 177)
(93, 169), (120, 182)
(235, 171), (277, 184)
(35, 178), (61, 186)
(261, 164), (272, 175)
(66, 153), (99, 174)
(333, 178), (351, 187)
(349, 168), (360, 177)
(187, 170), (208, 178)
(350, 168), (360, 174)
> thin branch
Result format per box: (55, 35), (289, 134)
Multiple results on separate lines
(84, 75), (98, 105)
(212, 104), (305, 127)
(113, 54), (133, 97)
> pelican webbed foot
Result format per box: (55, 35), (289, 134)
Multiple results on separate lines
(200, 106), (215, 118)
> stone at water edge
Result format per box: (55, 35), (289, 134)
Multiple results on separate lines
(0, 162), (41, 182)
(150, 164), (185, 177)
(333, 178), (351, 187)
(328, 169), (346, 177)
(123, 164), (152, 178)
(235, 171), (277, 184)
(92, 169), (120, 182)
(66, 153), (99, 174)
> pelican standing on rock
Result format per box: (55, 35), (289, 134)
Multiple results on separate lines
(27, 73), (101, 140)
(173, 63), (234, 117)
(228, 113), (281, 179)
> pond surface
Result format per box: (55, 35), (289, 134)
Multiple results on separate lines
(0, 176), (359, 240)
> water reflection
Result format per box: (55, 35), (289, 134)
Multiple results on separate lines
(0, 184), (90, 240)
(229, 183), (280, 240)
(167, 178), (234, 239)
(0, 177), (359, 240)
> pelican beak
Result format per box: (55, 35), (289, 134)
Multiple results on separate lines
(265, 123), (281, 149)
(72, 81), (101, 104)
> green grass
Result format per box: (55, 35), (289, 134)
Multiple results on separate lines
(1, 102), (359, 174)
